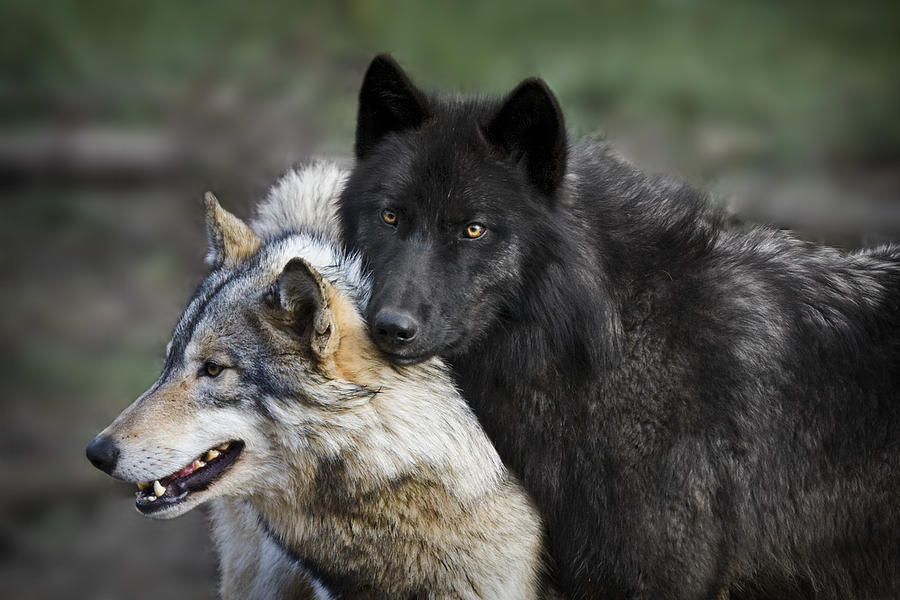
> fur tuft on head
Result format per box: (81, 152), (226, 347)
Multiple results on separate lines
(251, 162), (349, 240)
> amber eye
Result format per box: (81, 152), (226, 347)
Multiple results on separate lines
(203, 361), (223, 378)
(465, 223), (486, 239)
(381, 209), (398, 226)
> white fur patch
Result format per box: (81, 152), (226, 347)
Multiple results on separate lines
(101, 160), (545, 597)
(250, 162), (348, 240)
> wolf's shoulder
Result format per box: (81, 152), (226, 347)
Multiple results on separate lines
(563, 137), (725, 265)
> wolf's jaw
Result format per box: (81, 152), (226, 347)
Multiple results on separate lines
(135, 441), (244, 515)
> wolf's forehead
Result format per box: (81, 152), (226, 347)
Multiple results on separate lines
(165, 233), (367, 366)
(174, 235), (331, 336)
(166, 267), (272, 362)
(192, 274), (268, 328)
(387, 138), (511, 212)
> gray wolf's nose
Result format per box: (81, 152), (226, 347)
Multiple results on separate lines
(374, 309), (419, 345)
(86, 435), (119, 474)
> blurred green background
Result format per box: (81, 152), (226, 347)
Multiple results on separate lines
(1, 1), (898, 597)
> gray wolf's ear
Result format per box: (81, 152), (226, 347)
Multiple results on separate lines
(204, 192), (262, 268)
(355, 54), (428, 160)
(271, 258), (336, 359)
(483, 78), (567, 196)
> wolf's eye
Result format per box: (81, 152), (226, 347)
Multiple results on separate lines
(203, 361), (223, 378)
(381, 209), (398, 226)
(464, 223), (486, 239)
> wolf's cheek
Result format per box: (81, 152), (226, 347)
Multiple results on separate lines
(191, 407), (278, 482)
(444, 238), (522, 320)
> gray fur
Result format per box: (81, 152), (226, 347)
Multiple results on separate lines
(89, 163), (558, 599)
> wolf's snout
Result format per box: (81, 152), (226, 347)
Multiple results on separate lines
(86, 435), (120, 474)
(374, 309), (419, 346)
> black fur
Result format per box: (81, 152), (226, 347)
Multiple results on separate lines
(338, 55), (900, 599)
(354, 54), (429, 161)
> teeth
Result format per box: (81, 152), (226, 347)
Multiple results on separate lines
(146, 495), (157, 502)
(206, 449), (220, 461)
(137, 481), (150, 491)
(192, 459), (206, 469)
(153, 480), (166, 497)
(217, 443), (230, 451)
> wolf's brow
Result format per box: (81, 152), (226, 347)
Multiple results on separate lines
(161, 269), (242, 378)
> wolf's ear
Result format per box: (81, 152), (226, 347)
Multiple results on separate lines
(483, 78), (567, 196)
(271, 258), (336, 359)
(355, 54), (428, 160)
(204, 192), (262, 268)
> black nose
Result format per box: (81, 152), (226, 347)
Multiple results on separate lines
(86, 436), (119, 474)
(374, 309), (419, 346)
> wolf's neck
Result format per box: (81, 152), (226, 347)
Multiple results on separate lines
(453, 231), (622, 389)
(251, 370), (505, 562)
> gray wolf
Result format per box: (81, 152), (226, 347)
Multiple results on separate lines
(86, 163), (558, 599)
(338, 54), (900, 599)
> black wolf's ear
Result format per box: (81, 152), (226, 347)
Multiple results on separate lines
(204, 192), (262, 268)
(272, 258), (335, 359)
(355, 54), (428, 160)
(483, 78), (567, 196)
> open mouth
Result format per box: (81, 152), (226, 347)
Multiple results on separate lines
(135, 441), (244, 514)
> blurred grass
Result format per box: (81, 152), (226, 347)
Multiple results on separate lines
(13, 343), (158, 408)
(2, 0), (898, 160)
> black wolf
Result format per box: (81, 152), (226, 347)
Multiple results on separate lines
(338, 55), (900, 599)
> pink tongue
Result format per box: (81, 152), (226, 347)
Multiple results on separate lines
(173, 463), (196, 479)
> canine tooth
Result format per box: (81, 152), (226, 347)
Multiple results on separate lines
(217, 443), (230, 451)
(193, 459), (206, 469)
(137, 481), (150, 491)
(153, 480), (166, 497)
(206, 450), (220, 461)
